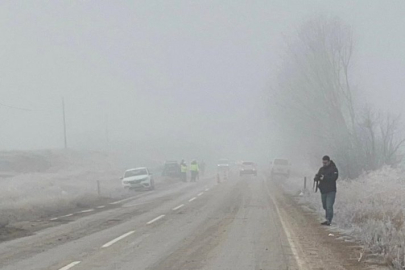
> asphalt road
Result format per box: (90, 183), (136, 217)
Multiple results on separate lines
(0, 175), (378, 270)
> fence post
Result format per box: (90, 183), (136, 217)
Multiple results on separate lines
(304, 177), (307, 190)
(97, 180), (101, 196)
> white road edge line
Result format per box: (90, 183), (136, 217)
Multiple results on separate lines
(147, 215), (165, 225)
(172, 204), (184, 211)
(58, 261), (81, 270)
(265, 180), (307, 270)
(102, 231), (135, 248)
(197, 192), (204, 196)
(189, 197), (197, 202)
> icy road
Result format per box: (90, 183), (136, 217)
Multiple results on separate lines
(0, 175), (376, 270)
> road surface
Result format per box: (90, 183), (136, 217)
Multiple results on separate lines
(0, 175), (377, 270)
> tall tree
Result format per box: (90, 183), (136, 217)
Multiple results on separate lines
(272, 17), (403, 177)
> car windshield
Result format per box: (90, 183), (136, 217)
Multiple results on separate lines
(124, 169), (148, 178)
(274, 159), (289, 166)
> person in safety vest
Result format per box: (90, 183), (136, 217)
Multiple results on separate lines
(190, 160), (199, 182)
(180, 160), (188, 182)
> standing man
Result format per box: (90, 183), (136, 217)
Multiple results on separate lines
(180, 160), (188, 182)
(190, 160), (199, 182)
(315, 155), (339, 226)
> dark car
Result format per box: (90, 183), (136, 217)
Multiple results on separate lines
(162, 161), (181, 178)
(240, 161), (257, 176)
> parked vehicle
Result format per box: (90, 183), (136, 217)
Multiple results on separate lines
(122, 167), (155, 190)
(162, 161), (181, 178)
(270, 159), (290, 178)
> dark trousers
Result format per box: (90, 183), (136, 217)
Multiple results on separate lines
(181, 172), (187, 182)
(191, 171), (198, 182)
(321, 191), (336, 223)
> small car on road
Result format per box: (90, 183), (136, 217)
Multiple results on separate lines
(239, 161), (257, 176)
(122, 167), (155, 190)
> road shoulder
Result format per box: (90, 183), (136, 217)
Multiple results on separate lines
(267, 178), (389, 270)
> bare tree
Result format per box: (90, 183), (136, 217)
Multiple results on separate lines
(358, 107), (405, 170)
(271, 17), (403, 177)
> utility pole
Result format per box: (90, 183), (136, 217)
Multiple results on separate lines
(62, 97), (67, 149)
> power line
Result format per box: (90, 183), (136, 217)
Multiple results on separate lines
(0, 102), (34, 112)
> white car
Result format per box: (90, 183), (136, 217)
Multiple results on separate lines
(121, 167), (155, 190)
(270, 159), (290, 178)
(217, 159), (230, 172)
(240, 161), (257, 176)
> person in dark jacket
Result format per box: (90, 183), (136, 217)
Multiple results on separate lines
(315, 155), (339, 226)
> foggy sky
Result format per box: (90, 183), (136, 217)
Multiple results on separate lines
(1, 1), (405, 161)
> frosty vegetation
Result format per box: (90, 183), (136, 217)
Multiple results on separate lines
(285, 168), (405, 269)
(0, 151), (127, 226)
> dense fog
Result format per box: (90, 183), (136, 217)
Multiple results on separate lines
(1, 1), (405, 165)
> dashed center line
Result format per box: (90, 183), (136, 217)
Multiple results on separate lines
(79, 209), (94, 213)
(172, 204), (184, 211)
(102, 231), (135, 248)
(96, 205), (105, 209)
(189, 197), (197, 202)
(109, 196), (138, 205)
(62, 213), (73, 218)
(50, 217), (58, 221)
(147, 215), (165, 225)
(58, 261), (81, 270)
(197, 192), (204, 196)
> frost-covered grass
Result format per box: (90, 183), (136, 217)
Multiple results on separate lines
(0, 151), (128, 226)
(283, 167), (405, 269)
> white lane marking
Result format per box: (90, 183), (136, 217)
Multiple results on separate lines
(197, 192), (204, 196)
(58, 261), (81, 270)
(147, 215), (165, 225)
(102, 231), (135, 248)
(50, 217), (58, 221)
(61, 214), (73, 218)
(96, 205), (105, 209)
(172, 204), (184, 211)
(189, 197), (197, 202)
(109, 196), (138, 205)
(205, 188), (209, 191)
(79, 209), (94, 213)
(265, 181), (307, 270)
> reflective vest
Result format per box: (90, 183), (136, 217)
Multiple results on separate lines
(181, 164), (187, 173)
(190, 163), (199, 172)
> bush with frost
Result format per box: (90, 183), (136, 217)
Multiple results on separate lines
(284, 166), (405, 269)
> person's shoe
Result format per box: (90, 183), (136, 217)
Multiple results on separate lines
(321, 221), (331, 226)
